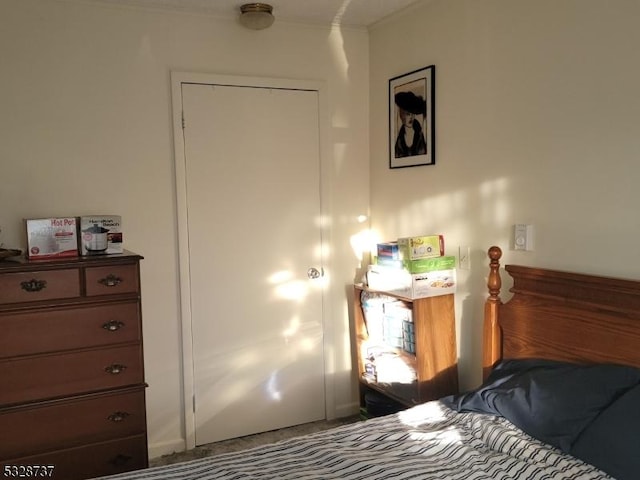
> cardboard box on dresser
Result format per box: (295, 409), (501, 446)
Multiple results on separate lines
(80, 215), (123, 255)
(25, 215), (122, 259)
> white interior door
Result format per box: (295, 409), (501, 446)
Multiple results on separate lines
(180, 81), (326, 445)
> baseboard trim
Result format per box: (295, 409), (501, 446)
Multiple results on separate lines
(332, 401), (359, 419)
(148, 402), (358, 460)
(148, 438), (186, 460)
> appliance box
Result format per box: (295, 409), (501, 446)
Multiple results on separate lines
(80, 215), (123, 255)
(376, 242), (400, 260)
(367, 264), (456, 299)
(402, 255), (457, 274)
(375, 256), (404, 269)
(25, 218), (79, 259)
(397, 235), (444, 260)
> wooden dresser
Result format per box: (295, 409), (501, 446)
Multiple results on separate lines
(0, 251), (148, 480)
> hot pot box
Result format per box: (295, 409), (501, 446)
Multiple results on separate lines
(25, 217), (79, 259)
(80, 215), (123, 255)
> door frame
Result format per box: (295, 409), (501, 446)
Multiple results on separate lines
(170, 71), (335, 450)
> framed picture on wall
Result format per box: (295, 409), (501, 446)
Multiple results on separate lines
(389, 65), (435, 169)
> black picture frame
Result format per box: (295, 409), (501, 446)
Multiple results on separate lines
(389, 65), (435, 169)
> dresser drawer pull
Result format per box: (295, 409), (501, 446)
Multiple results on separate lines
(99, 274), (123, 287)
(107, 411), (131, 423)
(108, 454), (133, 467)
(102, 320), (125, 331)
(105, 364), (127, 374)
(20, 279), (47, 292)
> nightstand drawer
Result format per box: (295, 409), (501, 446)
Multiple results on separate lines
(85, 264), (140, 296)
(0, 302), (141, 359)
(0, 268), (80, 304)
(1, 345), (144, 405)
(1, 388), (146, 459)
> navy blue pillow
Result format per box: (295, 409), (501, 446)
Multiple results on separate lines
(570, 383), (640, 480)
(442, 359), (640, 452)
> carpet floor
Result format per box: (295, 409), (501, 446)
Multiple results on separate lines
(150, 416), (361, 467)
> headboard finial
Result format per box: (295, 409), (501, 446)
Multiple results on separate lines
(487, 246), (502, 302)
(488, 245), (502, 262)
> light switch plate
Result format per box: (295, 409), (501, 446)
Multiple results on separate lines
(514, 224), (534, 251)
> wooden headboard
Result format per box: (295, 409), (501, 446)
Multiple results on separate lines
(483, 246), (640, 379)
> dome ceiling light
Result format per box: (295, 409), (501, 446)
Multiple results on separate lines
(239, 3), (275, 30)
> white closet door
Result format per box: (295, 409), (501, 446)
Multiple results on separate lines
(181, 82), (326, 445)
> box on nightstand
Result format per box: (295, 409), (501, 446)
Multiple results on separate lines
(367, 264), (456, 299)
(398, 235), (444, 260)
(402, 255), (456, 274)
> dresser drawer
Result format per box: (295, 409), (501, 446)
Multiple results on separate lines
(1, 433), (148, 480)
(1, 388), (146, 459)
(1, 345), (144, 405)
(0, 302), (141, 359)
(85, 263), (140, 297)
(0, 268), (80, 304)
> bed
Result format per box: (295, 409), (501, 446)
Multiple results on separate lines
(97, 246), (640, 480)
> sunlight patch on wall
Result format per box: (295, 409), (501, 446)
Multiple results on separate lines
(266, 372), (282, 402)
(268, 268), (326, 303)
(314, 213), (331, 229)
(312, 242), (325, 264)
(327, 0), (351, 129)
(269, 270), (293, 285)
(197, 326), (324, 418)
(268, 270), (309, 301)
(350, 219), (378, 264)
(297, 336), (318, 353)
(328, 13), (350, 81)
(479, 176), (510, 225)
(282, 315), (300, 338)
(380, 177), (513, 248)
(274, 280), (308, 302)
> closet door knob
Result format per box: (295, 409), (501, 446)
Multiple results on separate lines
(307, 267), (323, 279)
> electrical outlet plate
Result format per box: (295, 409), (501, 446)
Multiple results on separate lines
(459, 245), (471, 270)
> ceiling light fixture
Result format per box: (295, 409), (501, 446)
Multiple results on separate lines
(239, 3), (275, 30)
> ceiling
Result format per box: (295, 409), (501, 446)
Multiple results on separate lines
(91, 0), (424, 28)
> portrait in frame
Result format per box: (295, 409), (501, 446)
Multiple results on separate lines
(389, 65), (435, 169)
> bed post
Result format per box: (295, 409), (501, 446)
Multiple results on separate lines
(482, 246), (502, 380)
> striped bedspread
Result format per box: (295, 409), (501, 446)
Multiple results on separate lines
(97, 401), (611, 480)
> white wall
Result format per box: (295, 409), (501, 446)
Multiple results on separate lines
(370, 0), (640, 390)
(8, 0), (638, 459)
(0, 0), (369, 457)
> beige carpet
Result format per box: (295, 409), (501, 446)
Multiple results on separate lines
(151, 416), (361, 467)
